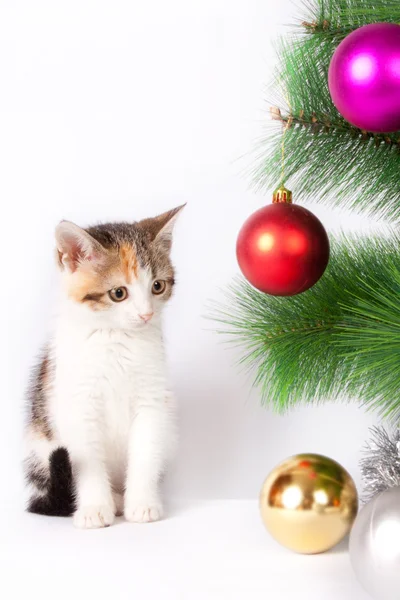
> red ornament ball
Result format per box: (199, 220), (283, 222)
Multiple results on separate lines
(236, 201), (330, 296)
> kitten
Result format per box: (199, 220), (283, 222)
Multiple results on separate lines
(24, 206), (184, 528)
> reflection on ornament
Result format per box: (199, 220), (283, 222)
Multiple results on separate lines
(374, 519), (400, 561)
(260, 454), (358, 554)
(281, 486), (302, 510)
(351, 55), (376, 82)
(314, 489), (329, 506)
(258, 233), (274, 252)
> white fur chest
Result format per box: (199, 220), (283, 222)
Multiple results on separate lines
(50, 320), (169, 485)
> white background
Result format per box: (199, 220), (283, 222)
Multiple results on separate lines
(0, 2), (381, 598)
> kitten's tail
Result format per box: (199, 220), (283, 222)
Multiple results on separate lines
(28, 447), (76, 517)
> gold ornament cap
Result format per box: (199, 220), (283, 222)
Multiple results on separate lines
(273, 185), (293, 204)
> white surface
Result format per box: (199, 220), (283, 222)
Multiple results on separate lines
(0, 500), (370, 600)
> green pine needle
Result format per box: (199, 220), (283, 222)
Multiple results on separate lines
(254, 0), (400, 220)
(212, 235), (400, 421)
(301, 0), (400, 38)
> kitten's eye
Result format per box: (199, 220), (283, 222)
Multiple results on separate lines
(108, 287), (128, 302)
(152, 280), (166, 295)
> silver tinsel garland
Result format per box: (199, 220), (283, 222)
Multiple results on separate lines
(361, 426), (400, 503)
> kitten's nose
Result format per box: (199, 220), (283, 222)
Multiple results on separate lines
(139, 312), (154, 323)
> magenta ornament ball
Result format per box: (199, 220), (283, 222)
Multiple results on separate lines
(328, 23), (400, 132)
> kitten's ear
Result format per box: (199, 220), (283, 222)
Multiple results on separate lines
(139, 204), (185, 253)
(55, 221), (105, 273)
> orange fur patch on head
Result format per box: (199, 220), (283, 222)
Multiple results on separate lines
(67, 269), (108, 309)
(119, 244), (138, 283)
(65, 247), (138, 310)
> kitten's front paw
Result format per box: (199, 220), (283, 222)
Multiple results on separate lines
(73, 504), (115, 529)
(124, 500), (164, 523)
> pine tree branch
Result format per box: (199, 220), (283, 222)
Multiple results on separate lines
(211, 235), (400, 421)
(253, 1), (400, 220)
(301, 0), (400, 40)
(302, 20), (331, 34)
(270, 106), (400, 147)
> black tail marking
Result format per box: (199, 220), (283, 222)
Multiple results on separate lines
(28, 448), (76, 517)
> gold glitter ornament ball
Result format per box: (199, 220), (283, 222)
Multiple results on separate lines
(259, 454), (358, 554)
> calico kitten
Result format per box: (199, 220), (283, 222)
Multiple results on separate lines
(24, 206), (184, 528)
